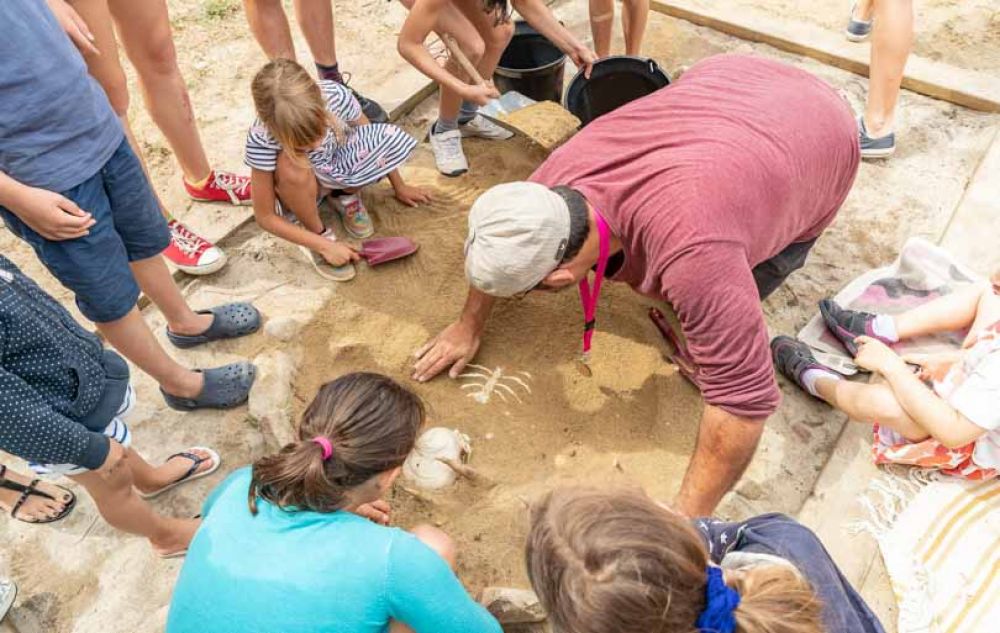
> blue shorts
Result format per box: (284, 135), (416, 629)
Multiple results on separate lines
(0, 140), (169, 323)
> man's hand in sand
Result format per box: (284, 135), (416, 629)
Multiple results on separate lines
(320, 241), (361, 267)
(412, 321), (481, 382)
(4, 185), (95, 240)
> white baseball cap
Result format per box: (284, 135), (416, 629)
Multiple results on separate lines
(464, 182), (571, 297)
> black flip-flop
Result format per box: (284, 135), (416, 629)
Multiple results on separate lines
(166, 302), (261, 349)
(0, 465), (76, 524)
(140, 447), (222, 499)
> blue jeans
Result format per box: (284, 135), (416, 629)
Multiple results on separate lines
(0, 139), (169, 323)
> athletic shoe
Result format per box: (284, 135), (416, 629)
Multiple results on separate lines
(352, 88), (389, 124)
(165, 220), (227, 275)
(184, 170), (252, 205)
(333, 194), (374, 239)
(459, 114), (514, 140)
(0, 578), (15, 622)
(299, 228), (356, 282)
(858, 116), (895, 158)
(429, 127), (468, 177)
(819, 299), (893, 356)
(845, 4), (873, 42)
(771, 336), (837, 397)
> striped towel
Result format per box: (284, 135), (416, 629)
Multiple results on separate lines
(867, 476), (1000, 632)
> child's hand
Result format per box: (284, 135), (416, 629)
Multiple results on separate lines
(394, 183), (432, 208)
(319, 241), (361, 267)
(991, 269), (1000, 295)
(460, 81), (500, 106)
(9, 185), (96, 240)
(354, 500), (391, 525)
(902, 352), (958, 383)
(854, 336), (907, 375)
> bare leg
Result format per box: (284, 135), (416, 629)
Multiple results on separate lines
(293, 0), (337, 66)
(109, 0), (213, 183)
(389, 525), (457, 633)
(589, 0), (614, 58)
(129, 256), (213, 337)
(454, 1), (514, 88)
(96, 307), (204, 399)
(243, 0), (297, 60)
(621, 0), (649, 57)
(864, 0), (913, 137)
(674, 406), (764, 517)
(275, 152), (324, 234)
(814, 376), (928, 441)
(68, 444), (199, 556)
(893, 282), (987, 340)
(855, 0), (874, 20)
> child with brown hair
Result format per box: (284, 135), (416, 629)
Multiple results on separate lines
(246, 59), (429, 282)
(166, 372), (500, 633)
(773, 272), (1000, 480)
(526, 487), (885, 633)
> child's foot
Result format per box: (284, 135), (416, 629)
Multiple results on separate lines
(299, 228), (357, 282)
(161, 362), (257, 411)
(845, 4), (873, 42)
(858, 116), (895, 158)
(164, 220), (227, 276)
(334, 194), (374, 239)
(819, 299), (896, 356)
(184, 170), (252, 205)
(429, 126), (469, 177)
(459, 114), (514, 140)
(771, 336), (841, 399)
(0, 465), (75, 523)
(137, 448), (221, 498)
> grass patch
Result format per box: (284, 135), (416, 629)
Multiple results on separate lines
(204, 0), (240, 20)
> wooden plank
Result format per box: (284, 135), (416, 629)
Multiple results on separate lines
(650, 0), (1000, 112)
(939, 128), (1000, 276)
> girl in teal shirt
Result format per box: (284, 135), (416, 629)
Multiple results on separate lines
(166, 373), (500, 633)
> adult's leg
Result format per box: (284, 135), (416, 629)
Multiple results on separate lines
(0, 467), (73, 522)
(96, 306), (204, 399)
(751, 238), (817, 300)
(814, 377), (928, 441)
(675, 406), (764, 518)
(243, 0), (297, 60)
(275, 152), (324, 234)
(621, 0), (649, 57)
(589, 0), (614, 58)
(864, 0), (913, 137)
(388, 525), (457, 633)
(68, 444), (199, 556)
(108, 0), (213, 183)
(293, 0), (337, 66)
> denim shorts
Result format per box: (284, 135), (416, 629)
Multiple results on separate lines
(0, 139), (169, 323)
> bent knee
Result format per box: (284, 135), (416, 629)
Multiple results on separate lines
(411, 524), (456, 568)
(135, 38), (181, 78)
(485, 21), (514, 51)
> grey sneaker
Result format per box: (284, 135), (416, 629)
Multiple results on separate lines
(858, 116), (895, 158)
(0, 578), (16, 622)
(771, 336), (839, 400)
(845, 4), (873, 42)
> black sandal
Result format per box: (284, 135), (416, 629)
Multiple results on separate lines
(0, 465), (76, 524)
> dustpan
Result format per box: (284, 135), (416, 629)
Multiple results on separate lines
(360, 237), (419, 266)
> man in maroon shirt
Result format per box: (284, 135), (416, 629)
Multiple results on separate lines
(412, 54), (860, 516)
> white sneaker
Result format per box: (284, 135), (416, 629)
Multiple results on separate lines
(299, 228), (357, 282)
(459, 114), (514, 140)
(429, 127), (469, 177)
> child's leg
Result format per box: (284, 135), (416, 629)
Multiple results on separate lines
(68, 443), (199, 556)
(389, 525), (457, 633)
(454, 0), (514, 83)
(589, 0), (614, 58)
(96, 306), (204, 399)
(108, 0), (213, 183)
(129, 255), (214, 337)
(967, 286), (1000, 341)
(621, 0), (649, 57)
(126, 447), (217, 496)
(274, 152), (324, 234)
(243, 0), (297, 61)
(894, 282), (989, 340)
(814, 377), (929, 442)
(864, 0), (913, 137)
(292, 0), (337, 67)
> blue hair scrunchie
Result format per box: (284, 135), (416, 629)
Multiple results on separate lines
(695, 566), (741, 633)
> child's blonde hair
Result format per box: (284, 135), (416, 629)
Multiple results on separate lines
(526, 487), (825, 633)
(251, 58), (345, 163)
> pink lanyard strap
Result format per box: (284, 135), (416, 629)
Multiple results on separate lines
(578, 210), (611, 362)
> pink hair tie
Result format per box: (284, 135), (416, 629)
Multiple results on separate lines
(311, 436), (334, 461)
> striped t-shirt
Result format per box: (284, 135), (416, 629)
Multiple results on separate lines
(244, 81), (417, 190)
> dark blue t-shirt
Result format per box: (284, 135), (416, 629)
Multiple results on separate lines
(696, 513), (886, 633)
(0, 0), (122, 191)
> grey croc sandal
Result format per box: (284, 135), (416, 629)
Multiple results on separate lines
(166, 302), (261, 349)
(161, 362), (257, 411)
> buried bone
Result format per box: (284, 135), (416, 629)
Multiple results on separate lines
(459, 365), (533, 404)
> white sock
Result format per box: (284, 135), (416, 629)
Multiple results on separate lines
(871, 314), (899, 342)
(801, 367), (841, 398)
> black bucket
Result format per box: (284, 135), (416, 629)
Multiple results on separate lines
(494, 21), (567, 103)
(564, 56), (671, 126)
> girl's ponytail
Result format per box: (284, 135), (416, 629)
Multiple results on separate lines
(731, 565), (824, 633)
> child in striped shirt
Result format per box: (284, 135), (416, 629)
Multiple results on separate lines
(245, 59), (429, 282)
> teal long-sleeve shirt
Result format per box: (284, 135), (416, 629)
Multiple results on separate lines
(166, 468), (501, 633)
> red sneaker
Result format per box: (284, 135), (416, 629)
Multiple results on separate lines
(164, 220), (227, 275)
(184, 170), (252, 206)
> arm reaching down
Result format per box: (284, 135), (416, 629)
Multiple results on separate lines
(412, 287), (496, 382)
(512, 0), (598, 76)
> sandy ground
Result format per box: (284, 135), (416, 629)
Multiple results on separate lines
(0, 1), (998, 631)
